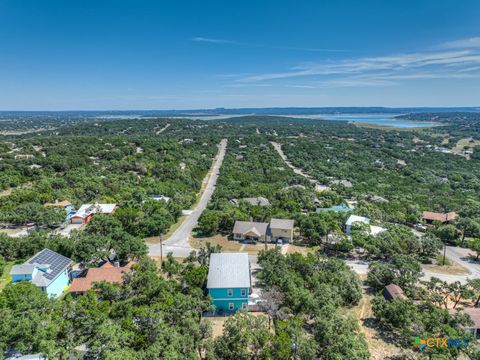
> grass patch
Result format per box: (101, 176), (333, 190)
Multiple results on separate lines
(422, 255), (470, 276)
(0, 262), (14, 291)
(435, 254), (450, 266)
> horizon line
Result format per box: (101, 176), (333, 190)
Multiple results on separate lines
(0, 106), (479, 113)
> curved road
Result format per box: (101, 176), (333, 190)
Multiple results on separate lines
(346, 246), (480, 284)
(148, 139), (227, 257)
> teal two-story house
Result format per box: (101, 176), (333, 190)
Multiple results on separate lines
(10, 248), (72, 297)
(207, 252), (251, 313)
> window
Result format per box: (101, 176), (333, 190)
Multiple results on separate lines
(242, 302), (247, 310)
(228, 303), (234, 310)
(241, 289), (247, 296)
(227, 289), (233, 296)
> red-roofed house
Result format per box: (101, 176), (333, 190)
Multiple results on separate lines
(68, 262), (131, 295)
(422, 211), (458, 224)
(382, 284), (407, 301)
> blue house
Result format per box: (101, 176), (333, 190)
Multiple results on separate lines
(316, 203), (351, 213)
(10, 248), (72, 297)
(207, 253), (251, 313)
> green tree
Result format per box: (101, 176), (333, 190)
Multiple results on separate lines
(435, 224), (460, 244)
(368, 254), (422, 291)
(197, 210), (222, 236)
(213, 312), (272, 359)
(457, 218), (480, 246)
(315, 306), (370, 360)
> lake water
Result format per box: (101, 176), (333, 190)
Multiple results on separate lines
(128, 112), (437, 128)
(288, 113), (436, 128)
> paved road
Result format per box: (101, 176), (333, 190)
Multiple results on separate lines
(422, 246), (480, 284)
(346, 246), (480, 284)
(155, 123), (170, 134)
(270, 141), (329, 191)
(148, 139), (227, 257)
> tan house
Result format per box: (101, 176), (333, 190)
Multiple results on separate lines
(15, 154), (34, 159)
(232, 218), (295, 243)
(233, 221), (269, 242)
(449, 308), (480, 340)
(270, 218), (294, 243)
(44, 200), (72, 208)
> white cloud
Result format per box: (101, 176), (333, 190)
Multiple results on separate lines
(191, 37), (345, 52)
(441, 37), (480, 49)
(191, 37), (236, 44)
(235, 44), (480, 86)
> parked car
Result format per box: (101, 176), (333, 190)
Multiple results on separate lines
(414, 223), (427, 232)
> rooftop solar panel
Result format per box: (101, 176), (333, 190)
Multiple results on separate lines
(27, 248), (72, 283)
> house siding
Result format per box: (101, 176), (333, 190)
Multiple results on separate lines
(345, 224), (352, 235)
(209, 287), (249, 312)
(234, 233), (267, 242)
(12, 272), (35, 283)
(270, 228), (293, 242)
(45, 270), (70, 297)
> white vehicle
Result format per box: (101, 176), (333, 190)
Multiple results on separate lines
(414, 223), (427, 232)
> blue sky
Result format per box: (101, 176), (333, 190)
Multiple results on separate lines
(0, 0), (479, 110)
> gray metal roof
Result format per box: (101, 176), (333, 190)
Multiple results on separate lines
(10, 264), (37, 275)
(26, 249), (71, 287)
(233, 221), (269, 236)
(230, 197), (270, 207)
(207, 253), (250, 289)
(270, 218), (294, 230)
(242, 197), (270, 206)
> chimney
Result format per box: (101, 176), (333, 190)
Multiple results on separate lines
(114, 261), (120, 268)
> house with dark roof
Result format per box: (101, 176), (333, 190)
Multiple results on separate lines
(382, 284), (407, 301)
(10, 249), (72, 297)
(68, 261), (132, 295)
(207, 253), (251, 313)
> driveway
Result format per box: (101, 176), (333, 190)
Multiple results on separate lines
(54, 223), (84, 237)
(248, 255), (263, 307)
(148, 139), (227, 257)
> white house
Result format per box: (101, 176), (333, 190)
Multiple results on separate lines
(70, 203), (118, 224)
(345, 215), (386, 236)
(149, 194), (171, 202)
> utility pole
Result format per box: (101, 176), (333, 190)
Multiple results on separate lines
(160, 233), (163, 268)
(443, 240), (447, 266)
